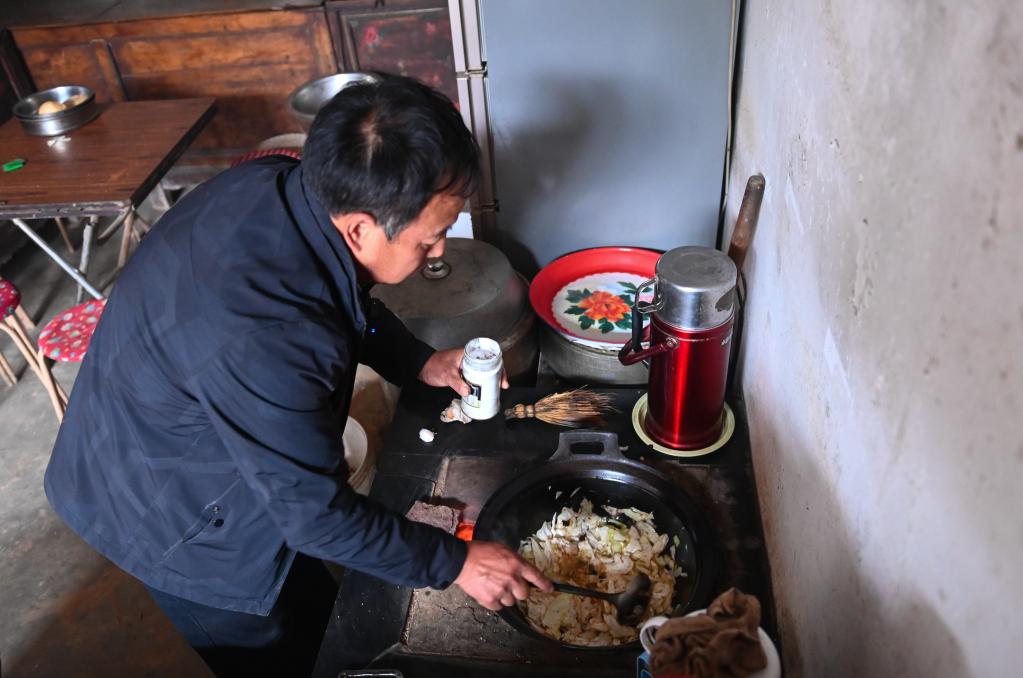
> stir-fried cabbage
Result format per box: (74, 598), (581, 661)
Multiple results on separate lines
(518, 498), (678, 646)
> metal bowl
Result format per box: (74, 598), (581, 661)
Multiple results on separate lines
(13, 85), (99, 136)
(287, 72), (378, 130)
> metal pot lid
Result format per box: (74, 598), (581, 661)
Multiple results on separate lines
(652, 246), (736, 330)
(373, 237), (513, 317)
(371, 238), (528, 345)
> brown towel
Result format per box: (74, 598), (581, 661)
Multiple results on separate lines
(649, 588), (768, 678)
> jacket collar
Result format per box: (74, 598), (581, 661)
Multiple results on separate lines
(286, 165), (367, 333)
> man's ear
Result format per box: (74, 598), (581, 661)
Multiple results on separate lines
(332, 212), (377, 253)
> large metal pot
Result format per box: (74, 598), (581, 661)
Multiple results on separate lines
(288, 72), (378, 130)
(540, 324), (648, 386)
(371, 238), (538, 383)
(474, 430), (715, 650)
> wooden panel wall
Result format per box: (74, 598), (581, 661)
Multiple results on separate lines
(8, 3), (459, 163)
(13, 9), (337, 160)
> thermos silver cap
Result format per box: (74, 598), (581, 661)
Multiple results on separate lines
(653, 246), (737, 330)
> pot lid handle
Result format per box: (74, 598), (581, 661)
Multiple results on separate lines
(550, 430), (624, 461)
(421, 257), (450, 280)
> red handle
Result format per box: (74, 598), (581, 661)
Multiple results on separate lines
(618, 335), (679, 365)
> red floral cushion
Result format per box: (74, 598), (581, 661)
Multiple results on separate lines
(38, 299), (106, 362)
(0, 279), (20, 318)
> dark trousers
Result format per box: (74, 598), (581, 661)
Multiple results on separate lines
(145, 554), (338, 678)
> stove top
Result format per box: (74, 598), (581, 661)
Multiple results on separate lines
(312, 386), (776, 678)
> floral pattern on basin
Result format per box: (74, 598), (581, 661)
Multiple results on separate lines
(552, 273), (651, 344)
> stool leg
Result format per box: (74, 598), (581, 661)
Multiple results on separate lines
(118, 210), (136, 269)
(97, 210), (129, 242)
(40, 350), (69, 410)
(54, 217), (77, 254)
(2, 317), (66, 422)
(15, 306), (35, 330)
(0, 351), (16, 386)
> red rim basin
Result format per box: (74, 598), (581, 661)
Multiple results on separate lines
(530, 247), (661, 345)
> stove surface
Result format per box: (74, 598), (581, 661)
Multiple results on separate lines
(313, 386), (776, 678)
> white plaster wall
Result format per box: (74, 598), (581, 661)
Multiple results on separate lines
(723, 2), (1023, 676)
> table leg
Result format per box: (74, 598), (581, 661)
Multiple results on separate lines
(11, 218), (104, 300)
(96, 210), (130, 242)
(76, 216), (98, 304)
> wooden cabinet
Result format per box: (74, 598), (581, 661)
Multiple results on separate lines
(0, 29), (33, 124)
(5, 1), (459, 164)
(12, 9), (336, 162)
(326, 0), (457, 105)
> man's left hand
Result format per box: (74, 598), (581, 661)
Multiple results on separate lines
(418, 347), (509, 397)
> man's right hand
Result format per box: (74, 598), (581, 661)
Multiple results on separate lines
(454, 540), (553, 610)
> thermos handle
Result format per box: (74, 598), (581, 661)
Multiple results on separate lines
(629, 277), (658, 351)
(618, 334), (679, 365)
(619, 277), (676, 366)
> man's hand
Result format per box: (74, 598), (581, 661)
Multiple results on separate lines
(418, 347), (509, 397)
(455, 541), (553, 610)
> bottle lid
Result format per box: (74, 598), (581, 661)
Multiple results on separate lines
(463, 337), (502, 370)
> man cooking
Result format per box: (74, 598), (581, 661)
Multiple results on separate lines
(44, 74), (551, 677)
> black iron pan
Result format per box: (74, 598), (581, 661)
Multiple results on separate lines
(473, 430), (716, 650)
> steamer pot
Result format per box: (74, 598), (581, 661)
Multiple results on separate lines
(539, 324), (648, 386)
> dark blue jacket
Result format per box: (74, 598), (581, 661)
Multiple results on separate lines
(44, 158), (467, 615)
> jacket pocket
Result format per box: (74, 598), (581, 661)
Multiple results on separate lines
(159, 478), (242, 560)
(161, 505), (216, 559)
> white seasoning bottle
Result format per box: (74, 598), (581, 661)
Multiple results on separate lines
(459, 337), (502, 420)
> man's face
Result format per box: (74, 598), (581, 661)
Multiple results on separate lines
(337, 192), (464, 285)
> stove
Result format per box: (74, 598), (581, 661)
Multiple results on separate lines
(312, 385), (776, 678)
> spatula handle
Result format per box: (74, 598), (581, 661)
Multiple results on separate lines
(551, 581), (613, 602)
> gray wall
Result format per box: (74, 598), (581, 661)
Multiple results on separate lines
(725, 2), (1023, 676)
(481, 0), (732, 274)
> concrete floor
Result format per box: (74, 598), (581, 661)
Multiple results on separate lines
(0, 215), (398, 677)
(0, 221), (210, 677)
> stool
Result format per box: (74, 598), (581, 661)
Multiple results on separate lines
(0, 279), (68, 421)
(37, 299), (106, 419)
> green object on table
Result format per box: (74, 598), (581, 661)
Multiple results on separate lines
(3, 158), (26, 172)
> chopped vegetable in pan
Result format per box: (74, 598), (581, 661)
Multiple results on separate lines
(518, 498), (679, 646)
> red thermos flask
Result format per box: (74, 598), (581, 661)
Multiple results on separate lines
(618, 247), (737, 450)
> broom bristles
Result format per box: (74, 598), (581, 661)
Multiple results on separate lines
(505, 388), (618, 427)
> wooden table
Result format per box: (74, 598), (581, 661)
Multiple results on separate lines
(0, 97), (216, 298)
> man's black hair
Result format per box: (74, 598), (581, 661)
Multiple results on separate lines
(303, 73), (480, 239)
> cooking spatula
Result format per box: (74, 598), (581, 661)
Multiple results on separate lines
(550, 572), (652, 626)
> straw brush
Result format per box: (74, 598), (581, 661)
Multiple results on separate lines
(504, 389), (618, 427)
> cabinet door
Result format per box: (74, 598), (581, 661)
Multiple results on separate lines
(15, 37), (126, 103)
(327, 0), (457, 105)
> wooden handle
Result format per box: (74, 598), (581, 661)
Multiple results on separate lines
(504, 403), (535, 419)
(727, 174), (766, 276)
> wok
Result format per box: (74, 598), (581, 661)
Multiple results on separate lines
(473, 430), (716, 649)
